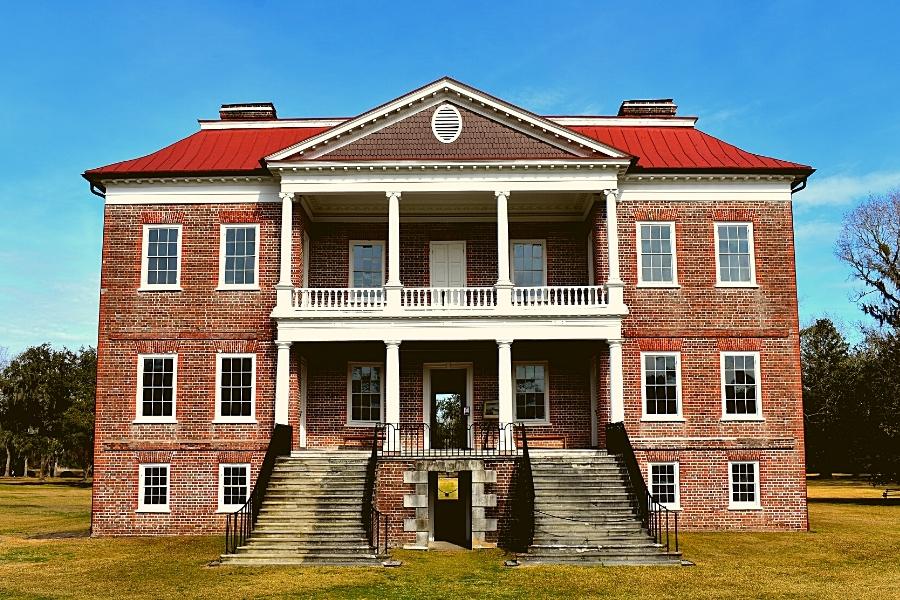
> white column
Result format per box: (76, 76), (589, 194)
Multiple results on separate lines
(384, 340), (401, 451)
(385, 191), (402, 310)
(495, 191), (512, 307)
(276, 191), (295, 308)
(497, 339), (514, 448)
(274, 341), (292, 426)
(604, 189), (624, 307)
(608, 339), (625, 423)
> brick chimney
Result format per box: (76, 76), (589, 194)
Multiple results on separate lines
(617, 99), (677, 117)
(219, 102), (277, 120)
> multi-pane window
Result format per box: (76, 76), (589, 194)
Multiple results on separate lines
(515, 363), (548, 421)
(722, 352), (761, 418)
(716, 223), (755, 284)
(511, 241), (545, 286)
(729, 461), (761, 508)
(649, 463), (680, 509)
(349, 364), (382, 423)
(143, 226), (181, 287)
(350, 242), (384, 288)
(137, 355), (176, 421)
(220, 464), (249, 508)
(642, 353), (681, 418)
(637, 223), (676, 284)
(217, 355), (255, 421)
(138, 464), (169, 511)
(221, 225), (258, 287)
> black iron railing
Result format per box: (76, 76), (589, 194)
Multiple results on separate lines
(224, 424), (292, 554)
(376, 422), (521, 457)
(606, 422), (679, 554)
(511, 425), (535, 550)
(364, 424), (389, 556)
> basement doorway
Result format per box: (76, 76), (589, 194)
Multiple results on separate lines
(429, 470), (472, 549)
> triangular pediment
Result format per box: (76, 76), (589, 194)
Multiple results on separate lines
(265, 77), (630, 163)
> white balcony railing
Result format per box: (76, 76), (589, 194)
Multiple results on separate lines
(511, 285), (607, 308)
(293, 287), (385, 310)
(402, 286), (496, 309)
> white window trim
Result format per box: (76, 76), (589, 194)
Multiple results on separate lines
(213, 353), (257, 424)
(348, 240), (386, 288)
(133, 353), (178, 424)
(648, 462), (681, 511)
(217, 223), (261, 291)
(728, 460), (762, 510)
(346, 362), (385, 426)
(635, 221), (680, 288)
(720, 351), (764, 421)
(139, 224), (183, 291)
(509, 239), (548, 287)
(217, 463), (251, 512)
(137, 463), (170, 513)
(713, 222), (758, 288)
(640, 351), (685, 422)
(302, 232), (311, 287)
(512, 360), (551, 426)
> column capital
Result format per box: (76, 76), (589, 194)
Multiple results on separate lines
(275, 340), (292, 350)
(384, 340), (402, 348)
(279, 191), (295, 202)
(602, 188), (620, 202)
(496, 339), (514, 347)
(386, 191), (402, 199)
(494, 190), (510, 199)
(607, 338), (624, 347)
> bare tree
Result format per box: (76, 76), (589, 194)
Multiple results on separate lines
(836, 190), (900, 329)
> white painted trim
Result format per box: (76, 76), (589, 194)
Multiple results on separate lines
(348, 240), (386, 288)
(429, 241), (467, 287)
(512, 360), (550, 425)
(213, 353), (257, 424)
(589, 355), (598, 446)
(199, 119), (346, 130)
(639, 351), (683, 421)
(509, 239), (547, 287)
(265, 78), (628, 161)
(139, 224), (182, 291)
(299, 357), (308, 447)
(217, 224), (261, 291)
(137, 463), (170, 513)
(217, 463), (251, 512)
(422, 362), (475, 449)
(105, 181), (279, 205)
(346, 362), (385, 426)
(549, 116), (698, 127)
(635, 221), (678, 287)
(720, 351), (764, 421)
(134, 353), (178, 424)
(302, 232), (311, 288)
(713, 222), (757, 287)
(648, 462), (681, 511)
(728, 460), (762, 510)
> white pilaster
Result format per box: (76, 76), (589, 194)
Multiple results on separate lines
(274, 340), (292, 426)
(276, 191), (295, 308)
(604, 189), (624, 307)
(495, 191), (512, 307)
(497, 339), (514, 448)
(385, 340), (401, 451)
(385, 191), (402, 310)
(608, 338), (625, 423)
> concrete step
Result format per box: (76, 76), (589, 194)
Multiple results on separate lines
(222, 555), (382, 566)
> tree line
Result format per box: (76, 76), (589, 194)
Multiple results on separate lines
(0, 345), (96, 479)
(803, 190), (900, 483)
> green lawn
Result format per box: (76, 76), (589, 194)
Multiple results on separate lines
(0, 477), (897, 599)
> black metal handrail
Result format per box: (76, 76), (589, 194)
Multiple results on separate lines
(377, 421), (521, 457)
(363, 424), (389, 556)
(224, 423), (293, 554)
(511, 424), (535, 550)
(606, 422), (679, 554)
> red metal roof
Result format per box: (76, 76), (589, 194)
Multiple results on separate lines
(84, 121), (810, 181)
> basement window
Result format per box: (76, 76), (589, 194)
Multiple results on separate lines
(137, 464), (170, 512)
(729, 461), (761, 510)
(219, 463), (250, 511)
(648, 462), (680, 510)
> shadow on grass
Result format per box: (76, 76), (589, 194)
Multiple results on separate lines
(0, 478), (92, 489)
(807, 497), (900, 506)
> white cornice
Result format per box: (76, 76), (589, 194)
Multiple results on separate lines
(269, 159), (630, 173)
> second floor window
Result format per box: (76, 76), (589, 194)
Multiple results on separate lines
(350, 242), (384, 288)
(220, 225), (259, 288)
(511, 241), (545, 286)
(637, 223), (676, 285)
(715, 223), (755, 285)
(142, 225), (181, 289)
(137, 355), (176, 422)
(642, 353), (681, 419)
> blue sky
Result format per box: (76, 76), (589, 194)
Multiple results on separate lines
(1, 0), (898, 353)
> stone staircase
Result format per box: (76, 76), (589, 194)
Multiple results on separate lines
(522, 450), (682, 566)
(220, 450), (382, 566)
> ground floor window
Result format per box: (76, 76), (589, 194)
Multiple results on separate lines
(347, 363), (383, 424)
(514, 362), (549, 423)
(138, 464), (170, 512)
(729, 461), (761, 509)
(216, 354), (256, 422)
(219, 464), (249, 510)
(649, 462), (680, 509)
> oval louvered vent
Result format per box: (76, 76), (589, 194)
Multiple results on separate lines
(431, 104), (462, 143)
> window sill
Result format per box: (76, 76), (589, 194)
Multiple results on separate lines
(636, 283), (681, 289)
(132, 419), (178, 425)
(136, 507), (170, 513)
(728, 504), (762, 511)
(216, 506), (244, 514)
(138, 286), (183, 292)
(714, 283), (759, 289)
(721, 416), (765, 422)
(212, 418), (257, 425)
(216, 286), (261, 292)
(517, 420), (551, 427)
(346, 421), (381, 428)
(641, 417), (686, 423)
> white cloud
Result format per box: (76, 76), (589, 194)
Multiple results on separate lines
(794, 219), (843, 243)
(794, 170), (900, 208)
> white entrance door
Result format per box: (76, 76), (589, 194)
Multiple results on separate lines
(430, 241), (466, 306)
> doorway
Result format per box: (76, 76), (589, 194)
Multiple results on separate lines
(429, 369), (468, 450)
(430, 470), (472, 548)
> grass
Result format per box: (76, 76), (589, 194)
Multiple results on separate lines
(0, 477), (897, 599)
